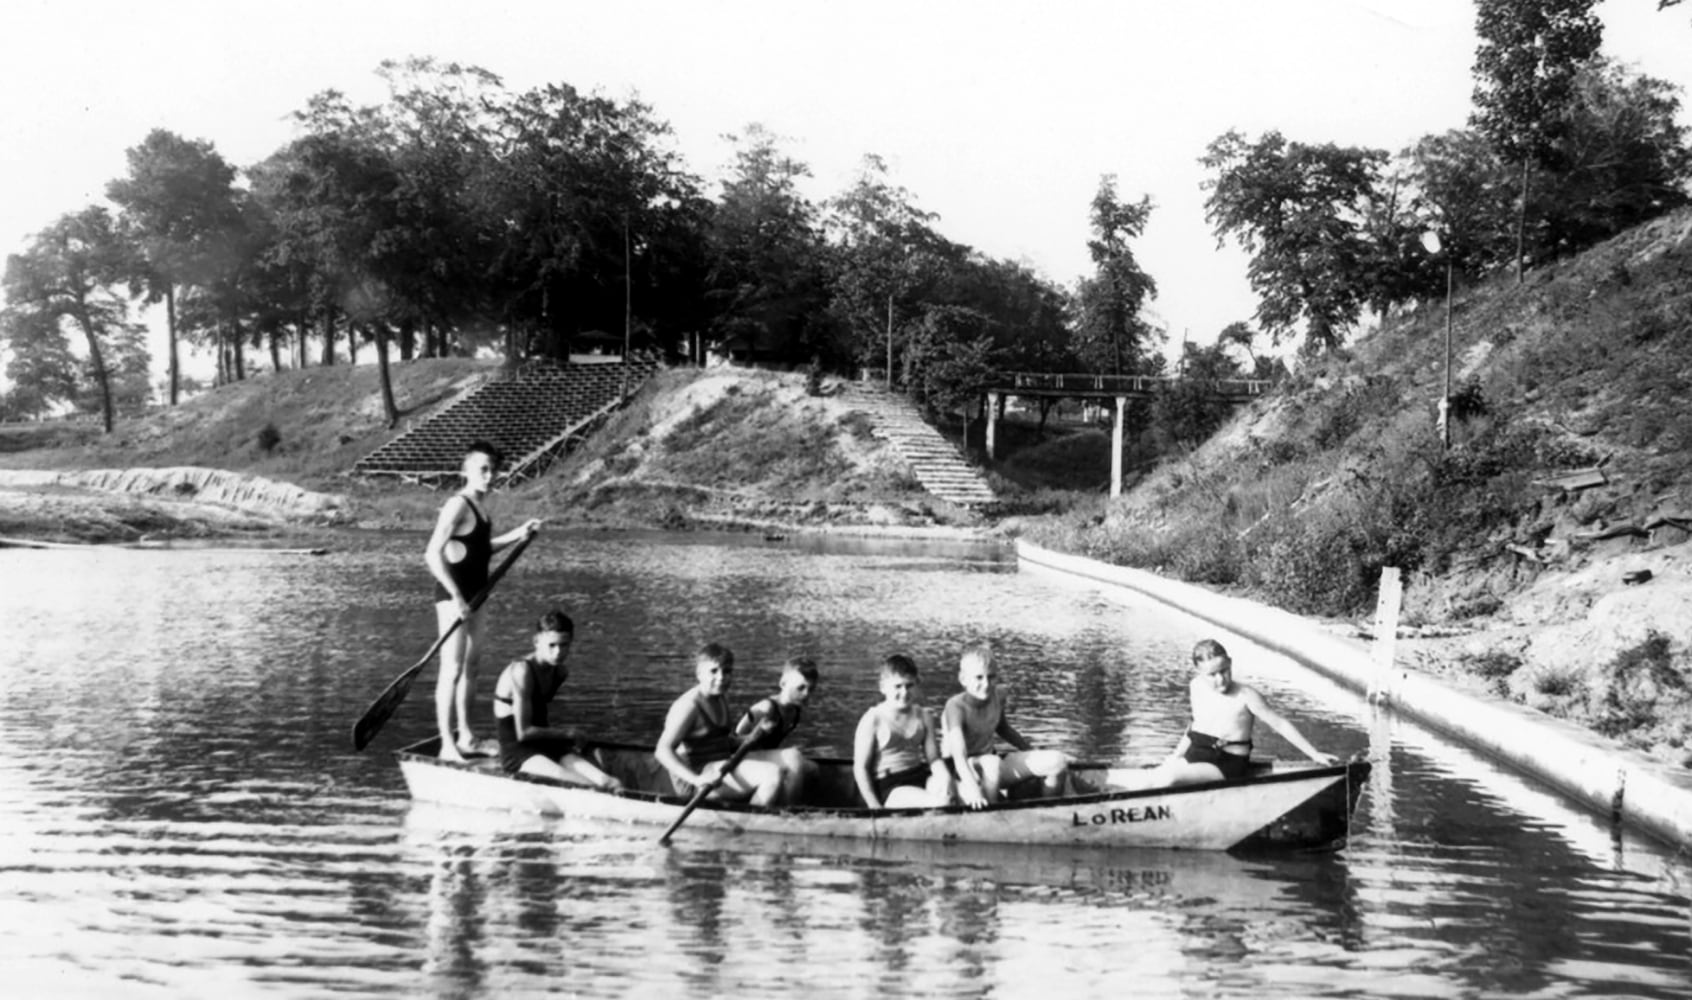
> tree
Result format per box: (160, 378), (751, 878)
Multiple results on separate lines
(825, 154), (944, 381)
(106, 129), (241, 404)
(1470, 0), (1603, 283)
(705, 125), (832, 365)
(1072, 177), (1156, 376)
(1202, 130), (1387, 355)
(1, 207), (148, 431)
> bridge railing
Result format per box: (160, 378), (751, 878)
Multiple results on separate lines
(996, 372), (1272, 397)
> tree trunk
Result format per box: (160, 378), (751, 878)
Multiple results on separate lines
(232, 318), (246, 380)
(75, 313), (114, 433)
(885, 294), (894, 389)
(165, 284), (180, 406)
(269, 325), (282, 372)
(373, 323), (399, 428)
(399, 317), (416, 361)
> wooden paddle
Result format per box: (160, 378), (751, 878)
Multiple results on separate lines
(350, 533), (536, 751)
(656, 719), (773, 846)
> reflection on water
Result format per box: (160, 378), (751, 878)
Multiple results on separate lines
(1, 531), (1690, 998)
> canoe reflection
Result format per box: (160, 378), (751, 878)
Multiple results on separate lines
(403, 801), (1359, 994)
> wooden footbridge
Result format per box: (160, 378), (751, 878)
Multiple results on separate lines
(982, 371), (1274, 497)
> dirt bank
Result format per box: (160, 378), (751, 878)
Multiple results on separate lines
(0, 468), (346, 545)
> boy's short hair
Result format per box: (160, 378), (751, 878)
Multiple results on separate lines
(1192, 638), (1230, 667)
(465, 439), (505, 467)
(782, 656), (819, 685)
(881, 654), (919, 682)
(534, 609), (574, 636)
(958, 642), (993, 671)
(697, 642), (735, 670)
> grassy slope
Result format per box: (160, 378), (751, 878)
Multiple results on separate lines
(1014, 206), (1692, 762)
(0, 362), (962, 532)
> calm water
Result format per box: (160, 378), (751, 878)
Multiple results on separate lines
(1, 531), (1689, 999)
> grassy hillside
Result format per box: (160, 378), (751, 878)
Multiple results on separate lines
(1016, 207), (1692, 763)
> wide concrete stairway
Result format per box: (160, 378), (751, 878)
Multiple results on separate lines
(355, 356), (661, 485)
(837, 382), (996, 508)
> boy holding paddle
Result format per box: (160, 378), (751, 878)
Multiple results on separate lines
(653, 643), (792, 806)
(426, 440), (542, 762)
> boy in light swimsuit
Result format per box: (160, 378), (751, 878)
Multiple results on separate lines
(853, 655), (954, 810)
(425, 440), (542, 762)
(1110, 638), (1339, 790)
(941, 642), (1072, 809)
(491, 609), (621, 790)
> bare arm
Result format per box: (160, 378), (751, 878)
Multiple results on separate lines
(852, 710), (883, 809)
(1243, 687), (1337, 764)
(995, 717), (1033, 753)
(942, 700), (988, 808)
(921, 708), (948, 784)
(735, 698), (771, 739)
(654, 695), (706, 787)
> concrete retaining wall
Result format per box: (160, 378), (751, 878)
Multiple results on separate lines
(1016, 538), (1692, 851)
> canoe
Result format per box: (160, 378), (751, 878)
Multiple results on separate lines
(397, 738), (1370, 853)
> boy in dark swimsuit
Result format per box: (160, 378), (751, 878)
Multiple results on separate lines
(491, 609), (621, 790)
(1107, 638), (1339, 790)
(735, 656), (820, 803)
(653, 643), (789, 805)
(425, 440), (542, 762)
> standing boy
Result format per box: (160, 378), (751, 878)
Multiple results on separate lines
(425, 440), (541, 762)
(941, 642), (1071, 808)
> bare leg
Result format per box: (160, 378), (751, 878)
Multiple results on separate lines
(452, 610), (487, 755)
(434, 602), (468, 762)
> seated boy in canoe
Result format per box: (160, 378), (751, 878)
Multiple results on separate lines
(853, 654), (955, 809)
(735, 655), (820, 803)
(492, 609), (622, 790)
(941, 642), (1073, 808)
(1108, 638), (1339, 790)
(653, 643), (795, 806)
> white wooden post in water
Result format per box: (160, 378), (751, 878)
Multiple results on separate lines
(1368, 566), (1404, 704)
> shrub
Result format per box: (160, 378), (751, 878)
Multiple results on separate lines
(256, 422), (282, 453)
(1594, 631), (1684, 737)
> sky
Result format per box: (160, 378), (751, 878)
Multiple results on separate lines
(1, 0), (1688, 378)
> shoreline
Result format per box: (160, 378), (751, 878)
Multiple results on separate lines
(1016, 538), (1692, 851)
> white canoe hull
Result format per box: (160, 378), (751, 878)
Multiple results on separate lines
(397, 740), (1368, 853)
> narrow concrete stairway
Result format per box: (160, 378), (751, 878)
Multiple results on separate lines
(837, 382), (996, 508)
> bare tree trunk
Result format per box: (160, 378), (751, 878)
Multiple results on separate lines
(321, 307), (336, 366)
(165, 284), (180, 405)
(373, 323), (399, 427)
(232, 319), (246, 380)
(74, 313), (114, 433)
(269, 325), (282, 372)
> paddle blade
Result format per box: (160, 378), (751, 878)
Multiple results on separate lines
(350, 662), (427, 751)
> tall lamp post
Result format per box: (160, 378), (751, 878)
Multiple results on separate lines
(1420, 229), (1454, 450)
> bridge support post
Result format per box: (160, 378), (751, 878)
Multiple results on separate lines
(1110, 395), (1126, 498)
(986, 392), (999, 460)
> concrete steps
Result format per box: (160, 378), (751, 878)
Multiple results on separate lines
(838, 383), (996, 507)
(355, 357), (661, 485)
